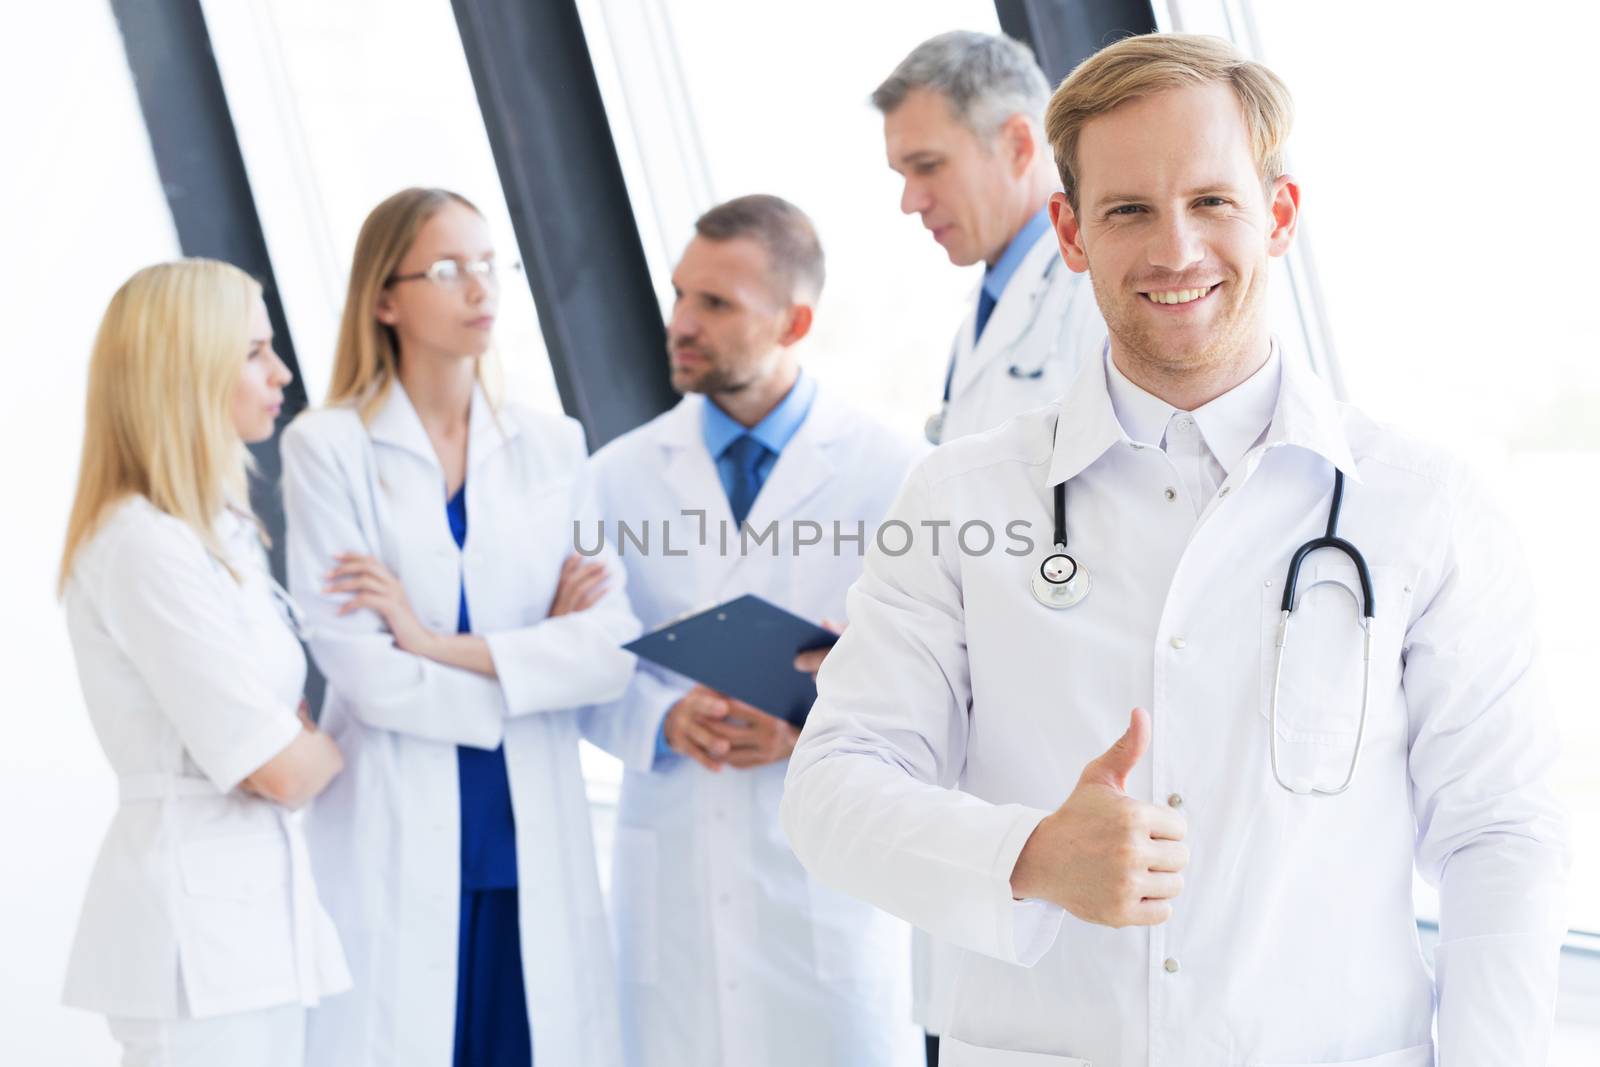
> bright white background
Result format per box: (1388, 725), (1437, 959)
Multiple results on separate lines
(1, 1), (1594, 1063)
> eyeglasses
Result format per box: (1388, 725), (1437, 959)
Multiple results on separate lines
(387, 257), (517, 289)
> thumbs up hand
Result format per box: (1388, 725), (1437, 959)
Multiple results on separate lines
(1009, 708), (1189, 927)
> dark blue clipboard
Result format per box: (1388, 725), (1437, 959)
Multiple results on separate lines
(623, 594), (839, 726)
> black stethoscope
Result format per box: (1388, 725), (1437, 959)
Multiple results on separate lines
(1031, 461), (1375, 795)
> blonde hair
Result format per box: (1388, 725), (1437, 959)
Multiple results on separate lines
(325, 187), (492, 420)
(59, 259), (262, 593)
(1045, 33), (1294, 209)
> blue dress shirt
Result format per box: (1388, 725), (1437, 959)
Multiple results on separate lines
(651, 371), (818, 763)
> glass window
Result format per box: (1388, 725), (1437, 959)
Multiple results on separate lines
(199, 0), (560, 412)
(1162, 0), (1600, 1047)
(0, 3), (181, 1062)
(578, 0), (1005, 440)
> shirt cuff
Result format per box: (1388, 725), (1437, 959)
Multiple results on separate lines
(652, 717), (678, 769)
(1008, 898), (1066, 967)
(990, 805), (1064, 966)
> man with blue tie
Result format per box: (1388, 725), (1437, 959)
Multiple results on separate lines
(876, 31), (1106, 446)
(581, 195), (925, 1067)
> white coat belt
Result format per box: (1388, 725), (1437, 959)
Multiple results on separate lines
(117, 773), (219, 802)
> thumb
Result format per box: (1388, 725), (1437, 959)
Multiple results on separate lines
(1080, 708), (1150, 792)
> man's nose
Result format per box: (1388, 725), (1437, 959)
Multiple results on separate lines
(1146, 214), (1206, 273)
(900, 178), (929, 217)
(668, 304), (697, 341)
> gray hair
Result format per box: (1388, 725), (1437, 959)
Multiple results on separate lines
(872, 30), (1051, 139)
(694, 194), (825, 304)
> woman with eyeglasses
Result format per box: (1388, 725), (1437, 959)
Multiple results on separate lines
(58, 259), (349, 1066)
(281, 188), (639, 1067)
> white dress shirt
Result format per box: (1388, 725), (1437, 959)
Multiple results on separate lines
(1105, 347), (1282, 514)
(783, 350), (1568, 1066)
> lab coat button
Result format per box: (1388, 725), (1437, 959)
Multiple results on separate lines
(1164, 487), (1178, 501)
(1163, 957), (1180, 973)
(1169, 635), (1186, 649)
(1167, 793), (1183, 809)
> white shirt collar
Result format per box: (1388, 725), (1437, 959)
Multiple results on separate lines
(1104, 344), (1282, 477)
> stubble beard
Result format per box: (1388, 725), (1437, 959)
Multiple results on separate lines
(1090, 265), (1268, 396)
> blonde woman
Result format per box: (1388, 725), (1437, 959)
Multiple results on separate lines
(58, 259), (350, 1066)
(282, 188), (638, 1067)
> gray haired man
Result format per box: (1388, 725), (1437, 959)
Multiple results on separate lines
(876, 30), (1105, 446)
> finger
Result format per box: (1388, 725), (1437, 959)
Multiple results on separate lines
(819, 617), (845, 635)
(1143, 805), (1187, 842)
(701, 718), (760, 746)
(560, 553), (581, 576)
(1145, 840), (1190, 873)
(723, 698), (776, 723)
(793, 649), (828, 673)
(685, 721), (731, 758)
(336, 593), (387, 617)
(324, 560), (377, 580)
(1080, 708), (1150, 792)
(572, 582), (609, 612)
(1126, 899), (1174, 926)
(690, 693), (731, 720)
(1138, 871), (1185, 900)
(325, 576), (389, 597)
(677, 743), (724, 772)
(725, 749), (776, 769)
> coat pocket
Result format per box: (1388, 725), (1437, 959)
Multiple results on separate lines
(940, 1037), (1092, 1066)
(1253, 1041), (1433, 1067)
(611, 825), (659, 985)
(175, 831), (297, 1014)
(1259, 561), (1413, 744)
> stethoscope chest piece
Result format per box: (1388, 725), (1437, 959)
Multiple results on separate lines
(1031, 547), (1091, 609)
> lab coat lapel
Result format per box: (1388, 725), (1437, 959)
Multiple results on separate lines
(740, 385), (845, 534)
(654, 396), (746, 591)
(1247, 350), (1361, 484)
(366, 380), (441, 471)
(465, 383), (520, 477)
(950, 231), (1058, 399)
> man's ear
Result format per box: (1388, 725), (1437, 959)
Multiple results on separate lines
(779, 303), (814, 347)
(1000, 114), (1037, 177)
(1050, 191), (1090, 274)
(1266, 174), (1301, 258)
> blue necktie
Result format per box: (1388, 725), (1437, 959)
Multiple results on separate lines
(723, 434), (769, 526)
(975, 285), (998, 342)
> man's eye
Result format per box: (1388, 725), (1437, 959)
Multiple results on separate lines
(915, 163), (940, 176)
(1108, 205), (1144, 217)
(1197, 197), (1228, 208)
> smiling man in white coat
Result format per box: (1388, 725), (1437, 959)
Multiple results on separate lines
(581, 194), (925, 1067)
(877, 31), (1105, 447)
(783, 33), (1568, 1067)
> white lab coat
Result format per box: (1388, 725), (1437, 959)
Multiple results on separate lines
(783, 354), (1569, 1066)
(580, 385), (926, 1067)
(919, 220), (1107, 1036)
(280, 384), (640, 1067)
(934, 226), (1104, 445)
(61, 498), (349, 1033)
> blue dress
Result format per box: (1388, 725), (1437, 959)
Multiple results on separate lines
(448, 482), (533, 1066)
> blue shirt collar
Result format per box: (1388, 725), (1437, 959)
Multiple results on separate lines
(701, 369), (817, 458)
(982, 207), (1052, 304)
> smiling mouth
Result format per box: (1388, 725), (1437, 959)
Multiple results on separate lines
(1141, 283), (1220, 306)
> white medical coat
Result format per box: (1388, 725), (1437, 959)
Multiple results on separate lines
(61, 498), (350, 1022)
(936, 226), (1104, 444)
(280, 385), (639, 1067)
(783, 355), (1568, 1066)
(580, 386), (926, 1067)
